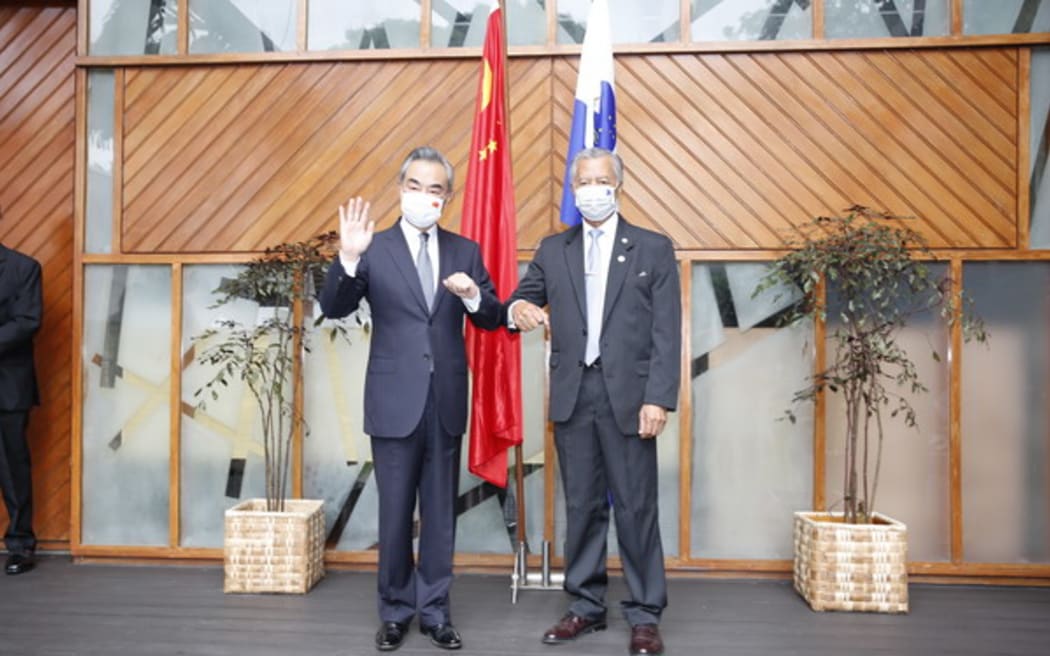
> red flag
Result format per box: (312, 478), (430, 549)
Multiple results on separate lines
(461, 4), (522, 488)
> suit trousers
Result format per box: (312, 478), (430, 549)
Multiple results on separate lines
(554, 365), (667, 626)
(0, 411), (35, 555)
(370, 379), (461, 627)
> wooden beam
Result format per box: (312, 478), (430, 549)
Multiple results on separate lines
(949, 258), (964, 564)
(950, 0), (963, 36)
(72, 33), (1050, 68)
(169, 262), (182, 546)
(680, 0), (690, 43)
(177, 0), (188, 56)
(297, 0), (308, 52)
(678, 258), (692, 559)
(813, 277), (827, 511)
(77, 0), (87, 55)
(813, 0), (825, 40)
(420, 0), (431, 49)
(70, 66), (87, 552)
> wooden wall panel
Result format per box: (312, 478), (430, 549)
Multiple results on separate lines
(121, 47), (1020, 253)
(122, 59), (554, 252)
(0, 5), (75, 547)
(584, 50), (1019, 250)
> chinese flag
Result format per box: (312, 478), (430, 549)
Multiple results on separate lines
(461, 4), (522, 488)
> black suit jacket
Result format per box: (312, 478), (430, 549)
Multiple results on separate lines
(0, 245), (42, 412)
(319, 222), (502, 438)
(509, 217), (680, 435)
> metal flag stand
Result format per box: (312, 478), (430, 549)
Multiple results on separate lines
(511, 324), (564, 602)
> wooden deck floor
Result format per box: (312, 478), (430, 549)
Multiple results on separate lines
(1, 557), (1048, 655)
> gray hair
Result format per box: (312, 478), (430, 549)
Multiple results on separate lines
(569, 147), (623, 187)
(398, 146), (455, 192)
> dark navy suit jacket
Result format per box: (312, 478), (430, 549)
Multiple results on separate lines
(319, 222), (502, 438)
(0, 245), (42, 413)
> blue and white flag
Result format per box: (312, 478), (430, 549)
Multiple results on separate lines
(559, 0), (616, 227)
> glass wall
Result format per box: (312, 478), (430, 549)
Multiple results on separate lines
(179, 265), (269, 547)
(301, 295), (376, 552)
(558, 0), (680, 44)
(964, 0), (1050, 35)
(81, 265), (172, 546)
(825, 0), (948, 39)
(691, 0), (812, 42)
(690, 264), (813, 559)
(188, 0), (298, 53)
(825, 264), (951, 562)
(308, 0), (420, 50)
(961, 263), (1050, 564)
(85, 70), (114, 255)
(90, 0), (178, 55)
(85, 0), (1050, 54)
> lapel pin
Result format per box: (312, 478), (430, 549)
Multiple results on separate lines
(617, 255), (626, 263)
(621, 237), (628, 244)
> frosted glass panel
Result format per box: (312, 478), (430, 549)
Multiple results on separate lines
(308, 0), (420, 50)
(1030, 49), (1050, 248)
(964, 0), (1050, 34)
(82, 265), (171, 546)
(962, 263), (1050, 563)
(690, 263), (813, 559)
(825, 264), (951, 562)
(692, 0), (813, 42)
(302, 296), (375, 552)
(558, 0), (680, 45)
(86, 71), (114, 255)
(189, 0), (297, 53)
(179, 265), (267, 548)
(90, 0), (177, 55)
(826, 0), (948, 38)
(431, 0), (546, 47)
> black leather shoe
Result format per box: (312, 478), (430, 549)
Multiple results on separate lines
(5, 553), (34, 576)
(375, 621), (409, 651)
(421, 623), (462, 650)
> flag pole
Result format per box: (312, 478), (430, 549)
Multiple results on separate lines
(497, 0), (528, 600)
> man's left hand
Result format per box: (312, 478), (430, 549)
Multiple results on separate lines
(443, 272), (479, 300)
(639, 404), (667, 439)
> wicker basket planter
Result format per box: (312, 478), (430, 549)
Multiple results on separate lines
(793, 511), (909, 613)
(223, 498), (326, 594)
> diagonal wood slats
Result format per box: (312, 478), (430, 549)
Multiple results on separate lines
(122, 60), (555, 252)
(122, 48), (1019, 252)
(608, 49), (1018, 249)
(0, 6), (75, 545)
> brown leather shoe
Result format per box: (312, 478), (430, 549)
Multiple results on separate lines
(541, 612), (607, 644)
(629, 624), (664, 656)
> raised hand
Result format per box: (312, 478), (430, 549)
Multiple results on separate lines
(442, 272), (479, 300)
(339, 196), (374, 260)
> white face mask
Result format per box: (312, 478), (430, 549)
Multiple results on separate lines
(574, 184), (617, 223)
(401, 191), (444, 230)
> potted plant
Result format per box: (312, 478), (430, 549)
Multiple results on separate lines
(193, 231), (351, 594)
(755, 206), (986, 613)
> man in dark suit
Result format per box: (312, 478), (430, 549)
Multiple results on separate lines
(320, 147), (502, 652)
(507, 148), (680, 656)
(0, 236), (42, 576)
